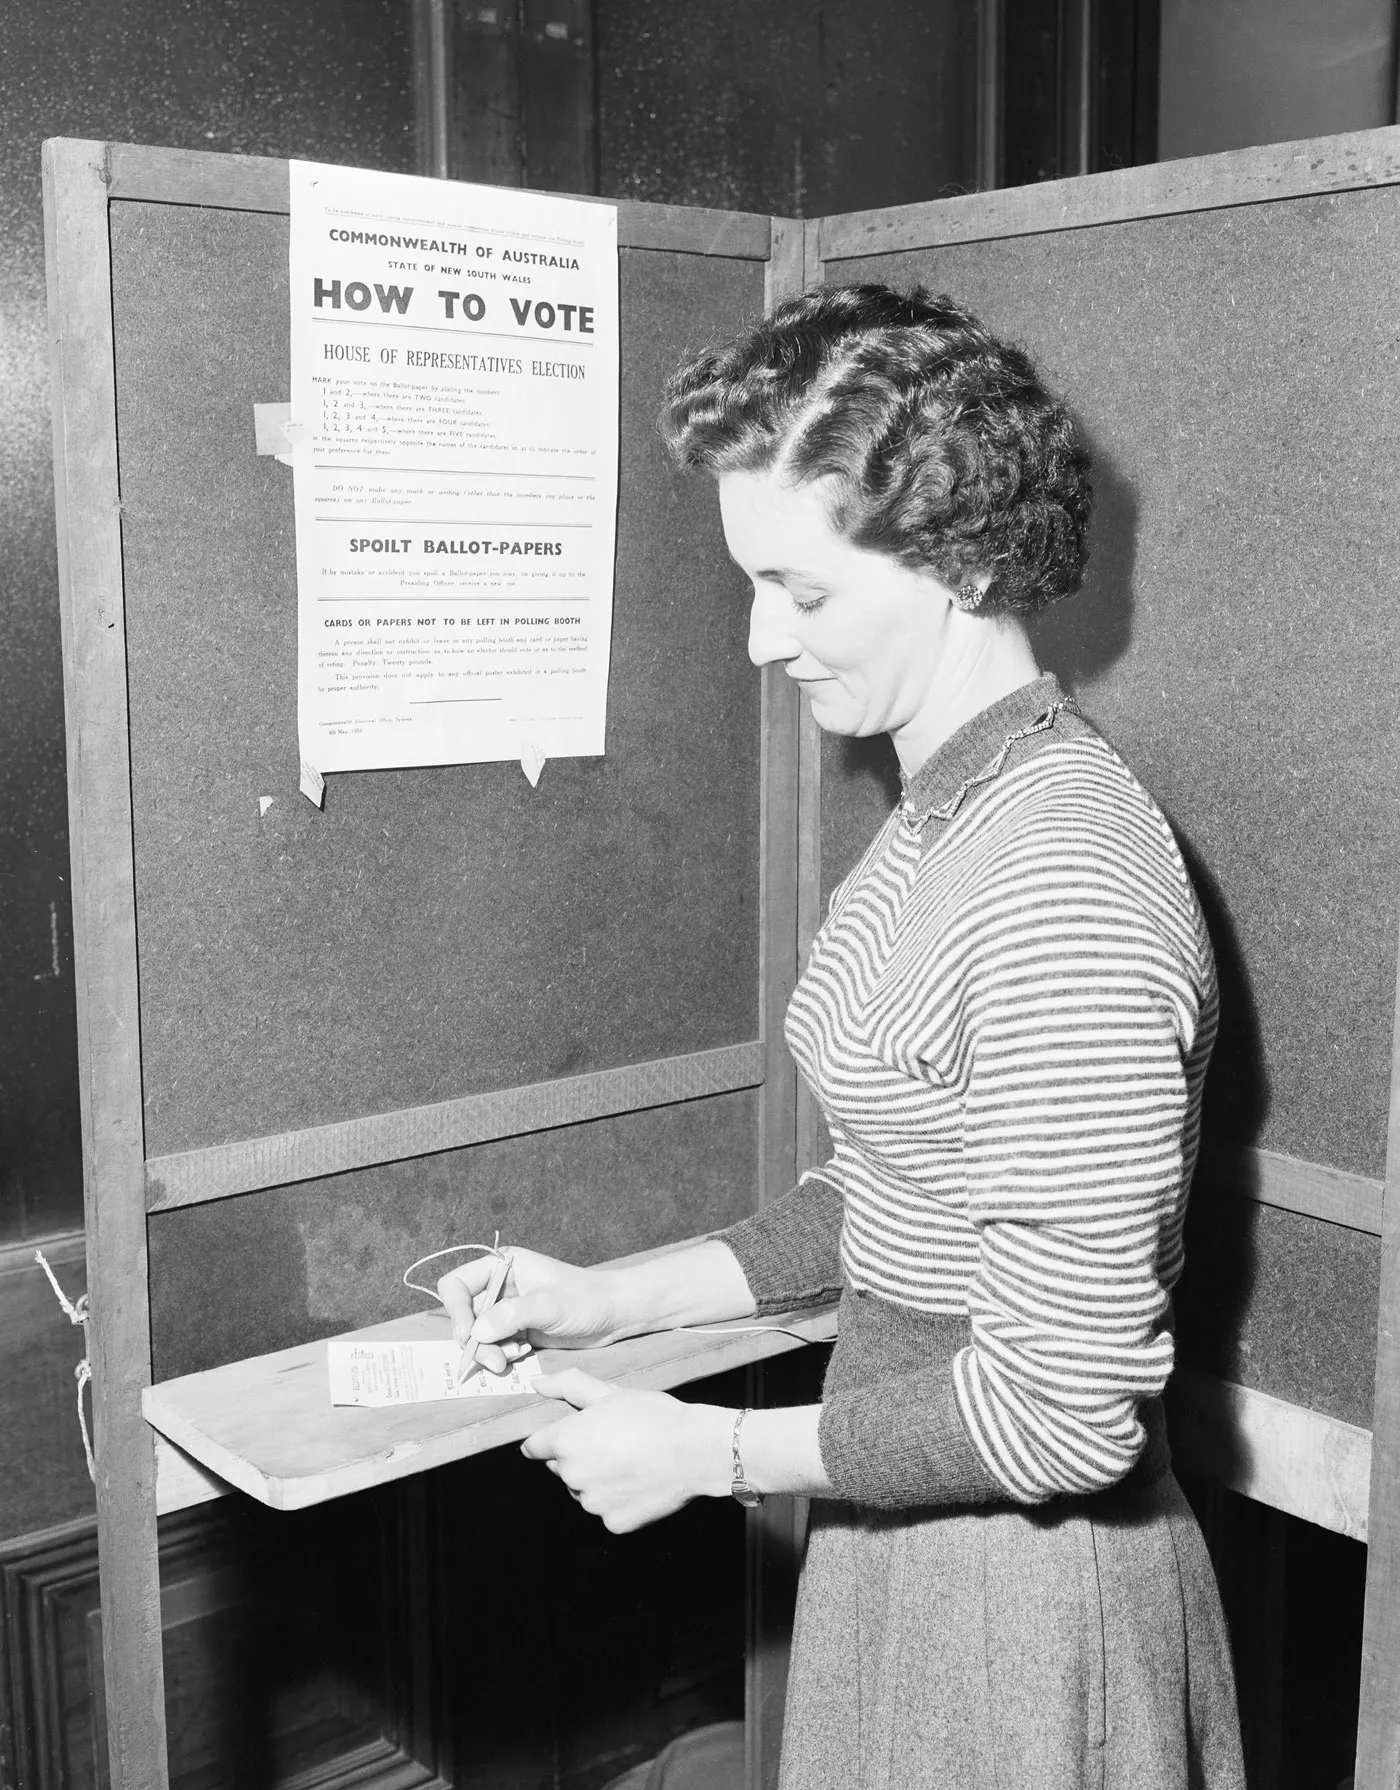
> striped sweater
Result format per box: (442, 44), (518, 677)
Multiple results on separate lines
(721, 675), (1216, 1508)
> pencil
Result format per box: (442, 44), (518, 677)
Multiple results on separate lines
(455, 1251), (512, 1385)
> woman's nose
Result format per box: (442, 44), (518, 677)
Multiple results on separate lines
(747, 590), (800, 668)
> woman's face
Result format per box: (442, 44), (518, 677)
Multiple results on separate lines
(718, 466), (958, 744)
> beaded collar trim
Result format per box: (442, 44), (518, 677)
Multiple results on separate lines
(898, 697), (1080, 835)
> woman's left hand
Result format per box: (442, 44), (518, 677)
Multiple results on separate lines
(521, 1370), (732, 1532)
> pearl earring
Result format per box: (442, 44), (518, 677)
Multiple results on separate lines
(956, 582), (985, 612)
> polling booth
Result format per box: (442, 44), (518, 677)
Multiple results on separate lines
(45, 126), (1400, 1788)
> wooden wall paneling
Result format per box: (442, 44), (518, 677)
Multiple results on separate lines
(373, 1475), (442, 1782)
(1357, 926), (1400, 1787)
(0, 1517), (99, 1789)
(0, 1499), (443, 1790)
(43, 136), (167, 1790)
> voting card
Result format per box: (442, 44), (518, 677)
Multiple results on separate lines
(328, 1338), (542, 1407)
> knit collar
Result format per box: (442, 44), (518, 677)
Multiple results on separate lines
(897, 673), (1074, 830)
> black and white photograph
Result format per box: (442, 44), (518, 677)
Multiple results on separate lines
(1, 4), (1397, 1786)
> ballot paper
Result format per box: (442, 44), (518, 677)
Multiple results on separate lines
(328, 1338), (542, 1407)
(287, 159), (620, 785)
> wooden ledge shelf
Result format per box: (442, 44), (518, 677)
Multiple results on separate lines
(144, 1303), (839, 1514)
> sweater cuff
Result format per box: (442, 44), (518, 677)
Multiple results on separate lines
(713, 1172), (845, 1316)
(818, 1362), (1006, 1508)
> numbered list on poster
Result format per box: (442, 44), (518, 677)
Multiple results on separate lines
(288, 161), (619, 782)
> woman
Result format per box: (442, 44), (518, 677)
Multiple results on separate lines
(440, 286), (1245, 1789)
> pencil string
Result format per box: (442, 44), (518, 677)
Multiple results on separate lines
(401, 1235), (506, 1302)
(674, 1323), (817, 1344)
(34, 1250), (96, 1484)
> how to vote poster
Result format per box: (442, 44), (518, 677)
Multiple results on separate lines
(287, 160), (619, 794)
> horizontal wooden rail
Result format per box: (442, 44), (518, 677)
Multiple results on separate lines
(96, 140), (776, 257)
(146, 1040), (766, 1211)
(1197, 1144), (1383, 1235)
(817, 124), (1400, 262)
(1167, 1368), (1372, 1541)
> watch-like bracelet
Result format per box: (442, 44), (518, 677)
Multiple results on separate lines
(731, 1407), (764, 1508)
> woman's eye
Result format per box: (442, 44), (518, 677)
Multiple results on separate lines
(790, 592), (827, 615)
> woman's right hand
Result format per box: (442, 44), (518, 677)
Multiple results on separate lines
(437, 1248), (622, 1374)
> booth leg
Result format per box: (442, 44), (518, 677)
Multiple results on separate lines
(95, 1414), (169, 1788)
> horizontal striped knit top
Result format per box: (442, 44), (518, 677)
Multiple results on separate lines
(723, 674), (1217, 1507)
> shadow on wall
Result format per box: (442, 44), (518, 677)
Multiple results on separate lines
(1031, 425), (1273, 1155)
(1030, 425), (1136, 690)
(1181, 841), (1270, 1156)
(1170, 834), (1269, 1425)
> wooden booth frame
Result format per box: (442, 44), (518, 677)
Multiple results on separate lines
(46, 137), (823, 1790)
(45, 126), (1400, 1789)
(797, 127), (1400, 1790)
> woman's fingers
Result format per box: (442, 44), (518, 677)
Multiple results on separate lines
(437, 1247), (618, 1353)
(521, 1419), (560, 1464)
(470, 1287), (561, 1346)
(435, 1254), (498, 1302)
(437, 1253), (534, 1348)
(465, 1341), (511, 1376)
(436, 1269), (478, 1346)
(514, 1386), (711, 1534)
(533, 1369), (615, 1409)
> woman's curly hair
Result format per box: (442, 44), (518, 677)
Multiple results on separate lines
(658, 284), (1091, 615)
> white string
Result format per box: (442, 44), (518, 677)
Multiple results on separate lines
(34, 1250), (95, 1483)
(402, 1236), (506, 1302)
(675, 1323), (817, 1344)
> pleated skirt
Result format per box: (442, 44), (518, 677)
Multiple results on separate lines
(780, 1470), (1245, 1790)
(778, 1296), (1246, 1790)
